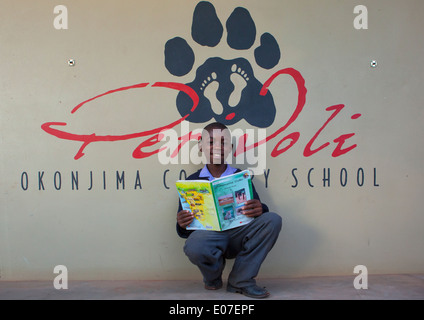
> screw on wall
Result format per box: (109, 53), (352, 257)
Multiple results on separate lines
(68, 59), (76, 67)
(370, 60), (378, 68)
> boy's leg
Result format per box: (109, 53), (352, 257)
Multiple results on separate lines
(184, 230), (229, 286)
(226, 212), (282, 288)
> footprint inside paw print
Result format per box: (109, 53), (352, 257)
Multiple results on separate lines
(164, 1), (281, 128)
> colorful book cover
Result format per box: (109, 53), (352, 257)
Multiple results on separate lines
(175, 170), (254, 231)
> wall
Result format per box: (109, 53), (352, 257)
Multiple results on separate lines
(1, 0), (423, 281)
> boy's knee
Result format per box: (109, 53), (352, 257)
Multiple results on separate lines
(184, 234), (215, 261)
(184, 239), (203, 261)
(262, 212), (282, 234)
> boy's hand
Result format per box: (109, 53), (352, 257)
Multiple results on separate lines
(177, 210), (194, 229)
(242, 199), (263, 218)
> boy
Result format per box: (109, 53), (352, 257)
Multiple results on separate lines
(176, 122), (282, 298)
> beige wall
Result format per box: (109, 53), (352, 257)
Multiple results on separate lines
(1, 0), (423, 281)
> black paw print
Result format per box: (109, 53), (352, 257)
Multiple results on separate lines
(164, 1), (281, 128)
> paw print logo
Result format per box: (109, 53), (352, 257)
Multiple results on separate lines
(164, 1), (281, 128)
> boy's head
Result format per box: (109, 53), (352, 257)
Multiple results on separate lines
(199, 122), (232, 165)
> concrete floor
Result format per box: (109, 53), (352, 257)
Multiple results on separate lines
(1, 274), (423, 300)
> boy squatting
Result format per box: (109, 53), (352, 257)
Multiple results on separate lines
(176, 122), (282, 299)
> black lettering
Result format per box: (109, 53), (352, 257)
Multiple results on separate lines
(163, 169), (170, 190)
(291, 168), (298, 188)
(373, 168), (379, 187)
(21, 172), (28, 190)
(340, 168), (347, 187)
(308, 168), (314, 187)
(134, 170), (142, 189)
(179, 169), (187, 180)
(263, 169), (270, 188)
(38, 171), (45, 190)
(323, 168), (330, 187)
(72, 171), (79, 190)
(54, 171), (61, 190)
(357, 168), (364, 186)
(88, 171), (93, 190)
(116, 171), (125, 190)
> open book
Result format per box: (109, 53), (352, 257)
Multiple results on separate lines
(176, 170), (254, 231)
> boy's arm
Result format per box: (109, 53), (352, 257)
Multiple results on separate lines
(176, 201), (193, 239)
(251, 182), (269, 213)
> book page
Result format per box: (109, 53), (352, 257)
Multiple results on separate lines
(211, 170), (254, 231)
(176, 180), (221, 231)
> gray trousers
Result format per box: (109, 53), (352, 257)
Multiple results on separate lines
(183, 212), (282, 288)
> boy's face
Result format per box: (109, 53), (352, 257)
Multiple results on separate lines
(199, 128), (232, 164)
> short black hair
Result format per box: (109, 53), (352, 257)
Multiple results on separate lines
(203, 122), (229, 133)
